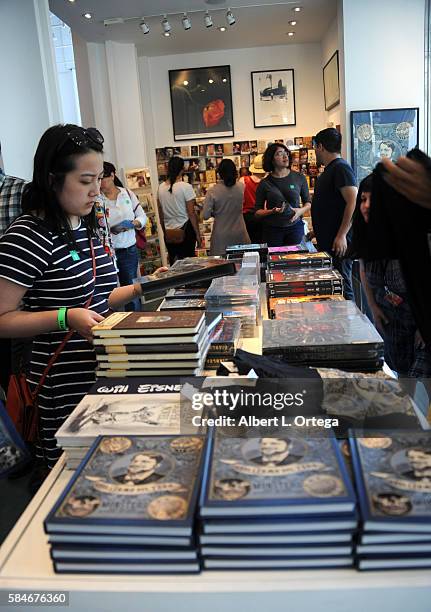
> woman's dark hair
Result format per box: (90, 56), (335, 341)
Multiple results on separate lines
(21, 124), (104, 251)
(262, 143), (289, 173)
(349, 174), (373, 260)
(167, 156), (184, 193)
(103, 161), (124, 188)
(218, 159), (237, 187)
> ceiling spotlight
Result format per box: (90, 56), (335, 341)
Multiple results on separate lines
(293, 6), (302, 12)
(67, 0), (76, 3)
(287, 31), (295, 37)
(183, 80), (189, 86)
(139, 20), (150, 34)
(182, 13), (192, 30)
(288, 20), (297, 26)
(163, 31), (171, 37)
(204, 11), (213, 28)
(218, 26), (227, 32)
(162, 15), (171, 34)
(226, 8), (236, 26)
(209, 79), (214, 83)
(222, 78), (227, 83)
(83, 13), (92, 19)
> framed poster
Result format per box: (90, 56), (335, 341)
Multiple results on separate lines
(251, 69), (296, 128)
(323, 51), (340, 111)
(350, 107), (419, 183)
(124, 167), (151, 189)
(169, 65), (234, 141)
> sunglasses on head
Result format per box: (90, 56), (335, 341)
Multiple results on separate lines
(59, 127), (104, 151)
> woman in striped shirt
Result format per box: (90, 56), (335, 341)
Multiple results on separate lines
(0, 125), (153, 472)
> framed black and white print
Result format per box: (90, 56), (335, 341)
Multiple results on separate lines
(251, 69), (296, 128)
(323, 51), (340, 111)
(350, 107), (419, 183)
(169, 66), (234, 141)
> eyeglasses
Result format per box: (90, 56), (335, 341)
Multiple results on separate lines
(274, 151), (288, 157)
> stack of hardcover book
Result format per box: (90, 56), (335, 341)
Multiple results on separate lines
(92, 311), (211, 377)
(350, 432), (431, 570)
(204, 318), (242, 371)
(268, 294), (345, 319)
(267, 245), (309, 255)
(266, 268), (344, 298)
(44, 434), (206, 574)
(55, 377), (202, 469)
(267, 251), (332, 271)
(205, 277), (260, 338)
(262, 301), (384, 371)
(198, 430), (358, 570)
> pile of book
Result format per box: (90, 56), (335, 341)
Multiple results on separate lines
(350, 431), (431, 570)
(198, 429), (358, 570)
(267, 244), (309, 255)
(267, 251), (332, 270)
(262, 301), (384, 371)
(92, 311), (211, 377)
(226, 243), (268, 281)
(268, 294), (345, 320)
(205, 277), (260, 338)
(55, 377), (202, 469)
(266, 268), (344, 298)
(204, 318), (241, 371)
(44, 434), (206, 574)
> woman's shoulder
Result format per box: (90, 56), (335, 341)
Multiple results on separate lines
(7, 214), (53, 239)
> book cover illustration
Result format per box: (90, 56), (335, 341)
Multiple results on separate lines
(351, 433), (431, 523)
(0, 400), (30, 478)
(203, 432), (354, 514)
(267, 269), (343, 284)
(47, 435), (205, 529)
(92, 311), (204, 335)
(159, 298), (207, 310)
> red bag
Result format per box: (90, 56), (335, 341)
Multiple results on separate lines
(6, 240), (97, 443)
(129, 191), (147, 250)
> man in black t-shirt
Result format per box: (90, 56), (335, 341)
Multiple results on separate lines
(311, 129), (357, 300)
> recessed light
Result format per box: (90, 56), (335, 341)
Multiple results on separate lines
(287, 32), (295, 37)
(209, 79), (214, 83)
(67, 0), (76, 3)
(83, 13), (92, 19)
(218, 26), (227, 32)
(183, 80), (189, 86)
(293, 6), (302, 12)
(288, 20), (297, 26)
(222, 78), (227, 83)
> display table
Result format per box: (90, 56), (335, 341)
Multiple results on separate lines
(0, 454), (430, 612)
(1, 290), (430, 611)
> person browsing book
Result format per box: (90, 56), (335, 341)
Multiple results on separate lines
(254, 143), (311, 247)
(0, 124), (165, 479)
(203, 159), (250, 255)
(157, 156), (201, 265)
(100, 161), (147, 311)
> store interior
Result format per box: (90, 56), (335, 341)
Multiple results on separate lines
(0, 0), (431, 609)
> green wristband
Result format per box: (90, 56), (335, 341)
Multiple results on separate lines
(57, 307), (69, 331)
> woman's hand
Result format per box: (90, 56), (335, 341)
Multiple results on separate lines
(370, 305), (388, 333)
(68, 308), (105, 342)
(153, 266), (169, 274)
(289, 208), (303, 224)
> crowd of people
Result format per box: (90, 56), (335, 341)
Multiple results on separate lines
(0, 123), (430, 487)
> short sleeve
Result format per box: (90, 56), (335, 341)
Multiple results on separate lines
(254, 181), (268, 211)
(183, 183), (197, 201)
(334, 163), (357, 190)
(300, 175), (310, 203)
(203, 190), (215, 220)
(0, 216), (52, 287)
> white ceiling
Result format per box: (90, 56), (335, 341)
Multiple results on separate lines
(49, 0), (337, 56)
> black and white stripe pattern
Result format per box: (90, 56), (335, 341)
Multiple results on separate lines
(0, 215), (118, 466)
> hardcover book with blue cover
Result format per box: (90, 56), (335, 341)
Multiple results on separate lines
(0, 400), (30, 478)
(350, 432), (431, 532)
(45, 434), (206, 536)
(200, 431), (356, 518)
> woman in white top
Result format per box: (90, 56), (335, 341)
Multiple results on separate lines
(157, 156), (201, 265)
(100, 161), (147, 311)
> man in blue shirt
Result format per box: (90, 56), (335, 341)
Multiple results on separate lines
(311, 128), (357, 300)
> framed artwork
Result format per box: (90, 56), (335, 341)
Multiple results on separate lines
(350, 107), (419, 183)
(169, 65), (234, 141)
(251, 69), (296, 128)
(323, 51), (340, 111)
(125, 167), (151, 189)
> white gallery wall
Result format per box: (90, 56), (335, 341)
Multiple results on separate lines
(141, 43), (328, 149)
(342, 0), (426, 153)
